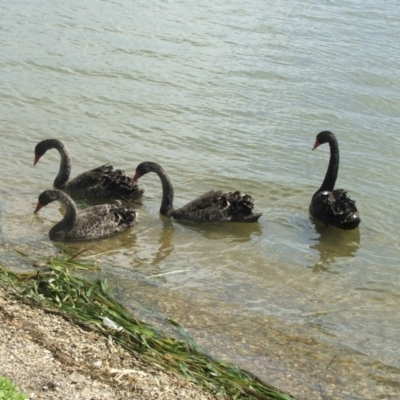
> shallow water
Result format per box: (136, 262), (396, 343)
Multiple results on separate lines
(1, 1), (400, 398)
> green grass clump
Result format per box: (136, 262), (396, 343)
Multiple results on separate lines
(0, 375), (27, 400)
(0, 252), (296, 400)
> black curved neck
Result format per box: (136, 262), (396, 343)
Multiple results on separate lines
(45, 139), (72, 189)
(49, 191), (77, 237)
(315, 135), (339, 196)
(142, 162), (175, 216)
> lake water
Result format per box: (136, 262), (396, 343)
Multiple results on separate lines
(1, 1), (400, 399)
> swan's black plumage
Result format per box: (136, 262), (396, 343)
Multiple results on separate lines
(34, 190), (137, 241)
(309, 131), (360, 230)
(34, 139), (143, 201)
(133, 161), (262, 223)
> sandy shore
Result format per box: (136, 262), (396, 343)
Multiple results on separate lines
(0, 285), (224, 400)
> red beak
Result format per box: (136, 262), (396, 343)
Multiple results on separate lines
(34, 202), (42, 214)
(133, 172), (140, 183)
(312, 140), (320, 151)
(33, 154), (41, 166)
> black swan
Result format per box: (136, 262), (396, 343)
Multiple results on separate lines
(133, 161), (262, 223)
(309, 131), (361, 230)
(34, 139), (144, 201)
(34, 190), (137, 241)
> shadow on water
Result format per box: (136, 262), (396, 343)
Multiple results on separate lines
(309, 218), (361, 273)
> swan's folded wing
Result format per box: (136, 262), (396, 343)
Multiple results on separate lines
(67, 205), (136, 240)
(173, 190), (261, 223)
(177, 190), (226, 212)
(65, 165), (143, 200)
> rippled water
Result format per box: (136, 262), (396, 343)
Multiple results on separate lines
(1, 1), (400, 398)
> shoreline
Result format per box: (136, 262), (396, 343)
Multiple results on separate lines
(0, 284), (222, 400)
(0, 257), (295, 400)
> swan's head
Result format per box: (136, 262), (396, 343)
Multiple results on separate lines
(133, 161), (163, 182)
(312, 130), (336, 150)
(34, 141), (50, 165)
(34, 190), (59, 213)
(34, 139), (63, 165)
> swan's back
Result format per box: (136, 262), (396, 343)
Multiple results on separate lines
(171, 190), (262, 223)
(310, 189), (360, 230)
(64, 164), (144, 201)
(51, 203), (137, 241)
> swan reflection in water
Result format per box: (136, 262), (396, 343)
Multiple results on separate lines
(48, 221), (174, 269)
(172, 217), (263, 243)
(145, 219), (175, 267)
(309, 219), (360, 273)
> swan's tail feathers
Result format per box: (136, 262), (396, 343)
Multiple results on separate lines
(113, 205), (137, 226)
(329, 189), (355, 212)
(228, 191), (262, 223)
(310, 189), (361, 230)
